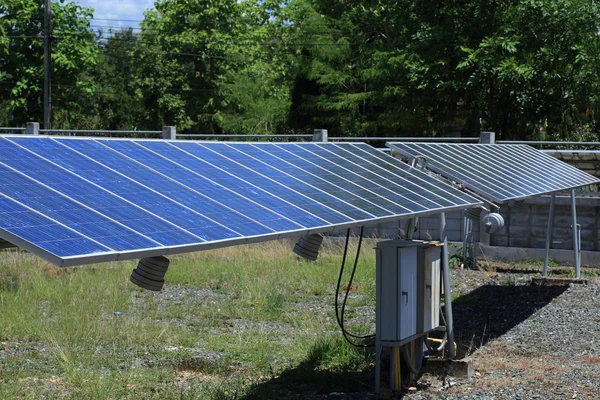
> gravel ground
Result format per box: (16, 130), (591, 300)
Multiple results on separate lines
(400, 268), (600, 400)
(2, 266), (599, 399)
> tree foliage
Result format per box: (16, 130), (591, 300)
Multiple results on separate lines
(0, 0), (96, 126)
(2, 0), (600, 140)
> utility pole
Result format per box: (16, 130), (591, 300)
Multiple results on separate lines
(43, 0), (52, 130)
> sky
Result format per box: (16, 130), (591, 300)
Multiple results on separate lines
(65, 0), (155, 30)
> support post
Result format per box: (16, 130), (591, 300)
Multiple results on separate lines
(479, 131), (495, 144)
(43, 0), (52, 130)
(462, 215), (469, 267)
(543, 193), (556, 277)
(571, 190), (580, 278)
(391, 347), (401, 391)
(25, 122), (40, 135)
(439, 212), (455, 359)
(312, 129), (328, 142)
(479, 209), (491, 247)
(162, 126), (176, 140)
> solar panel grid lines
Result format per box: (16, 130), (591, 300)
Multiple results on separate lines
(445, 143), (573, 195)
(473, 144), (596, 190)
(50, 138), (261, 238)
(152, 141), (354, 226)
(459, 145), (565, 192)
(401, 143), (534, 200)
(106, 140), (310, 232)
(5, 137), (223, 244)
(387, 142), (600, 203)
(282, 143), (459, 210)
(474, 145), (578, 194)
(0, 136), (483, 266)
(134, 140), (342, 227)
(414, 144), (527, 200)
(172, 141), (374, 221)
(251, 143), (426, 214)
(507, 145), (594, 187)
(388, 143), (550, 201)
(0, 190), (112, 263)
(211, 142), (407, 217)
(0, 157), (166, 250)
(332, 143), (480, 206)
(395, 143), (544, 200)
(84, 139), (286, 235)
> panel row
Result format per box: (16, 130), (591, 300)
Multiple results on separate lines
(388, 143), (600, 202)
(0, 137), (481, 262)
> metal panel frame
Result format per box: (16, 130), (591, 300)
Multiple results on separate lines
(387, 142), (600, 203)
(0, 136), (483, 266)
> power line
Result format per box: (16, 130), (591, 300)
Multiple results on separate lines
(90, 18), (145, 23)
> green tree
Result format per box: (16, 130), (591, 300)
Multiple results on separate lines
(288, 0), (600, 139)
(0, 0), (97, 127)
(86, 28), (143, 130)
(133, 0), (293, 134)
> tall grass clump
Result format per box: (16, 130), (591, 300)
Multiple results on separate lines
(0, 237), (378, 398)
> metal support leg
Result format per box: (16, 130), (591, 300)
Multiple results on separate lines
(439, 212), (455, 359)
(375, 342), (381, 394)
(462, 216), (468, 267)
(571, 190), (580, 278)
(391, 347), (401, 391)
(407, 217), (417, 240)
(543, 193), (555, 277)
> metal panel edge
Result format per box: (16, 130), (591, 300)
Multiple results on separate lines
(59, 202), (481, 267)
(0, 229), (64, 266)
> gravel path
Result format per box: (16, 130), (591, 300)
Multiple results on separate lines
(2, 266), (599, 399)
(402, 270), (600, 400)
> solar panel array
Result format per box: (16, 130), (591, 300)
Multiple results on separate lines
(0, 137), (481, 267)
(387, 142), (600, 203)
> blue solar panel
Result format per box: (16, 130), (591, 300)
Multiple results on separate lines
(387, 143), (600, 203)
(0, 137), (482, 266)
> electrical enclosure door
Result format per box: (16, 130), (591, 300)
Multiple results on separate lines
(422, 246), (441, 332)
(398, 246), (417, 340)
(376, 241), (418, 342)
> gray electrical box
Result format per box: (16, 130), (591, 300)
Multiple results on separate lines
(376, 240), (442, 345)
(376, 241), (417, 342)
(375, 239), (443, 394)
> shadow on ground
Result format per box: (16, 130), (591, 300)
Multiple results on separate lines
(239, 283), (569, 399)
(451, 283), (569, 357)
(240, 338), (376, 400)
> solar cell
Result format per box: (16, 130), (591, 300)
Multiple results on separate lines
(387, 143), (600, 203)
(0, 137), (482, 266)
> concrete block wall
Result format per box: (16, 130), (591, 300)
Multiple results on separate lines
(490, 195), (600, 251)
(352, 194), (599, 255)
(358, 210), (479, 242)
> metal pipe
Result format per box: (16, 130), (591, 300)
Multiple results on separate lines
(439, 212), (455, 359)
(177, 134), (313, 139)
(543, 193), (556, 277)
(498, 140), (600, 146)
(406, 218), (416, 240)
(468, 220), (475, 264)
(330, 137), (479, 142)
(392, 347), (401, 391)
(39, 129), (161, 135)
(462, 216), (469, 267)
(571, 190), (580, 278)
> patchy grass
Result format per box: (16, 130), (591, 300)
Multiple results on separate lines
(0, 239), (377, 399)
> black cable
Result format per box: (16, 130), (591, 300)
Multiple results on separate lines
(335, 226), (375, 347)
(334, 228), (351, 328)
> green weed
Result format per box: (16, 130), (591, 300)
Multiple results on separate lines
(0, 239), (377, 398)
